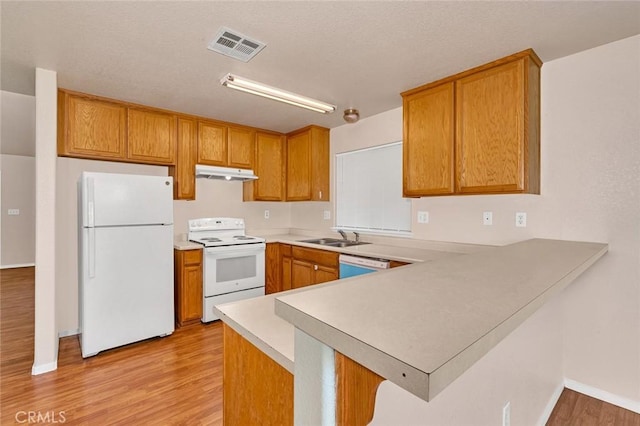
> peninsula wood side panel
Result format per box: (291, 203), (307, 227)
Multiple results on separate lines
(336, 352), (385, 426)
(223, 324), (293, 426)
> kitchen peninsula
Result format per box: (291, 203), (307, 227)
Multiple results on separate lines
(214, 237), (607, 425)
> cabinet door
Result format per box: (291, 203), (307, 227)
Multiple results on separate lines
(282, 256), (292, 291)
(286, 131), (312, 200)
(169, 117), (197, 200)
(198, 121), (228, 166)
(228, 126), (255, 169)
(174, 249), (202, 326)
(291, 260), (314, 289)
(314, 265), (338, 284)
(254, 132), (285, 201)
(309, 126), (330, 201)
(265, 243), (281, 295)
(455, 60), (525, 193)
(403, 82), (455, 196)
(60, 92), (126, 159)
(127, 108), (177, 164)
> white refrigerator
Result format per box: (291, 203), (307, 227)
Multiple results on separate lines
(78, 172), (175, 358)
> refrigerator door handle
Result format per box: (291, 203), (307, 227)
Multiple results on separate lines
(87, 177), (95, 227)
(88, 227), (96, 278)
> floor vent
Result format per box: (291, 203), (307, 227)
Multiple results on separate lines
(207, 27), (266, 62)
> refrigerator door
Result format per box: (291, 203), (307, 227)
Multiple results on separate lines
(80, 172), (173, 227)
(79, 224), (174, 357)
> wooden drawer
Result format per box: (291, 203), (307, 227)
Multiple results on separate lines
(182, 249), (202, 266)
(292, 246), (339, 268)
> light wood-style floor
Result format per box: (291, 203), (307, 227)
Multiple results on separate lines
(2, 267), (639, 425)
(1, 267), (223, 425)
(546, 388), (640, 426)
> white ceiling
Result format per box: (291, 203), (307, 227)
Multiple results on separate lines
(2, 1), (639, 134)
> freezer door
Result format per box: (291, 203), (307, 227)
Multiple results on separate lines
(80, 172), (173, 227)
(79, 224), (174, 357)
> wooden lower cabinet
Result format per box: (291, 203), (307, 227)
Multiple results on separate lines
(223, 324), (293, 426)
(174, 248), (203, 326)
(222, 324), (384, 426)
(265, 243), (281, 295)
(281, 244), (292, 292)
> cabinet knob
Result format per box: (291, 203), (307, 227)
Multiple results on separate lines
(319, 191), (322, 199)
(314, 265), (318, 271)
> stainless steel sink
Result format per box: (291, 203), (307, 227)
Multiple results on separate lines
(298, 238), (370, 248)
(325, 241), (370, 248)
(298, 238), (344, 245)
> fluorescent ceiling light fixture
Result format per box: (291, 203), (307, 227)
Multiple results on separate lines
(220, 73), (336, 114)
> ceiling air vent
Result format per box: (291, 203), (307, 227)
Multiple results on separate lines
(207, 27), (266, 62)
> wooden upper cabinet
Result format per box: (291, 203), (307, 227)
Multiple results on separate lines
(244, 131), (285, 201)
(58, 90), (126, 159)
(169, 117), (197, 200)
(456, 56), (540, 194)
(286, 125), (330, 201)
(127, 108), (177, 164)
(403, 82), (455, 196)
(401, 49), (541, 197)
(197, 120), (228, 166)
(228, 126), (255, 169)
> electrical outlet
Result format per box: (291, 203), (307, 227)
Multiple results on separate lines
(8, 209), (20, 216)
(264, 210), (270, 219)
(483, 211), (493, 226)
(502, 401), (511, 426)
(417, 211), (429, 224)
(515, 212), (527, 227)
(323, 210), (331, 220)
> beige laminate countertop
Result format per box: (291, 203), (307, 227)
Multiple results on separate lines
(274, 239), (608, 402)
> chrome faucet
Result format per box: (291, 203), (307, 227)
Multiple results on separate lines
(338, 230), (348, 240)
(353, 232), (360, 243)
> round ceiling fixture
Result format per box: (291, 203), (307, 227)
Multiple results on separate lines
(343, 108), (360, 123)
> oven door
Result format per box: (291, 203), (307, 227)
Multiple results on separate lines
(203, 243), (266, 297)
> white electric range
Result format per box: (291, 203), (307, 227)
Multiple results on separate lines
(188, 218), (266, 322)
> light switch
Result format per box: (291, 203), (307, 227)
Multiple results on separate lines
(8, 209), (20, 216)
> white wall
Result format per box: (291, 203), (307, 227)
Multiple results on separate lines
(1, 91), (36, 268)
(1, 91), (36, 156)
(549, 35), (639, 404)
(1, 155), (36, 267)
(173, 179), (291, 237)
(295, 35), (640, 421)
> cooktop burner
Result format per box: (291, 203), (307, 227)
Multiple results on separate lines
(187, 217), (266, 248)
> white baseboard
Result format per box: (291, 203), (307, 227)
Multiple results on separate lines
(1, 263), (35, 269)
(564, 378), (640, 414)
(31, 360), (57, 375)
(58, 329), (79, 338)
(537, 381), (566, 425)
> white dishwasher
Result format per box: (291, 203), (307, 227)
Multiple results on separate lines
(339, 254), (390, 278)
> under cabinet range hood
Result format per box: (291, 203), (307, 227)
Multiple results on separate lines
(195, 164), (258, 181)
